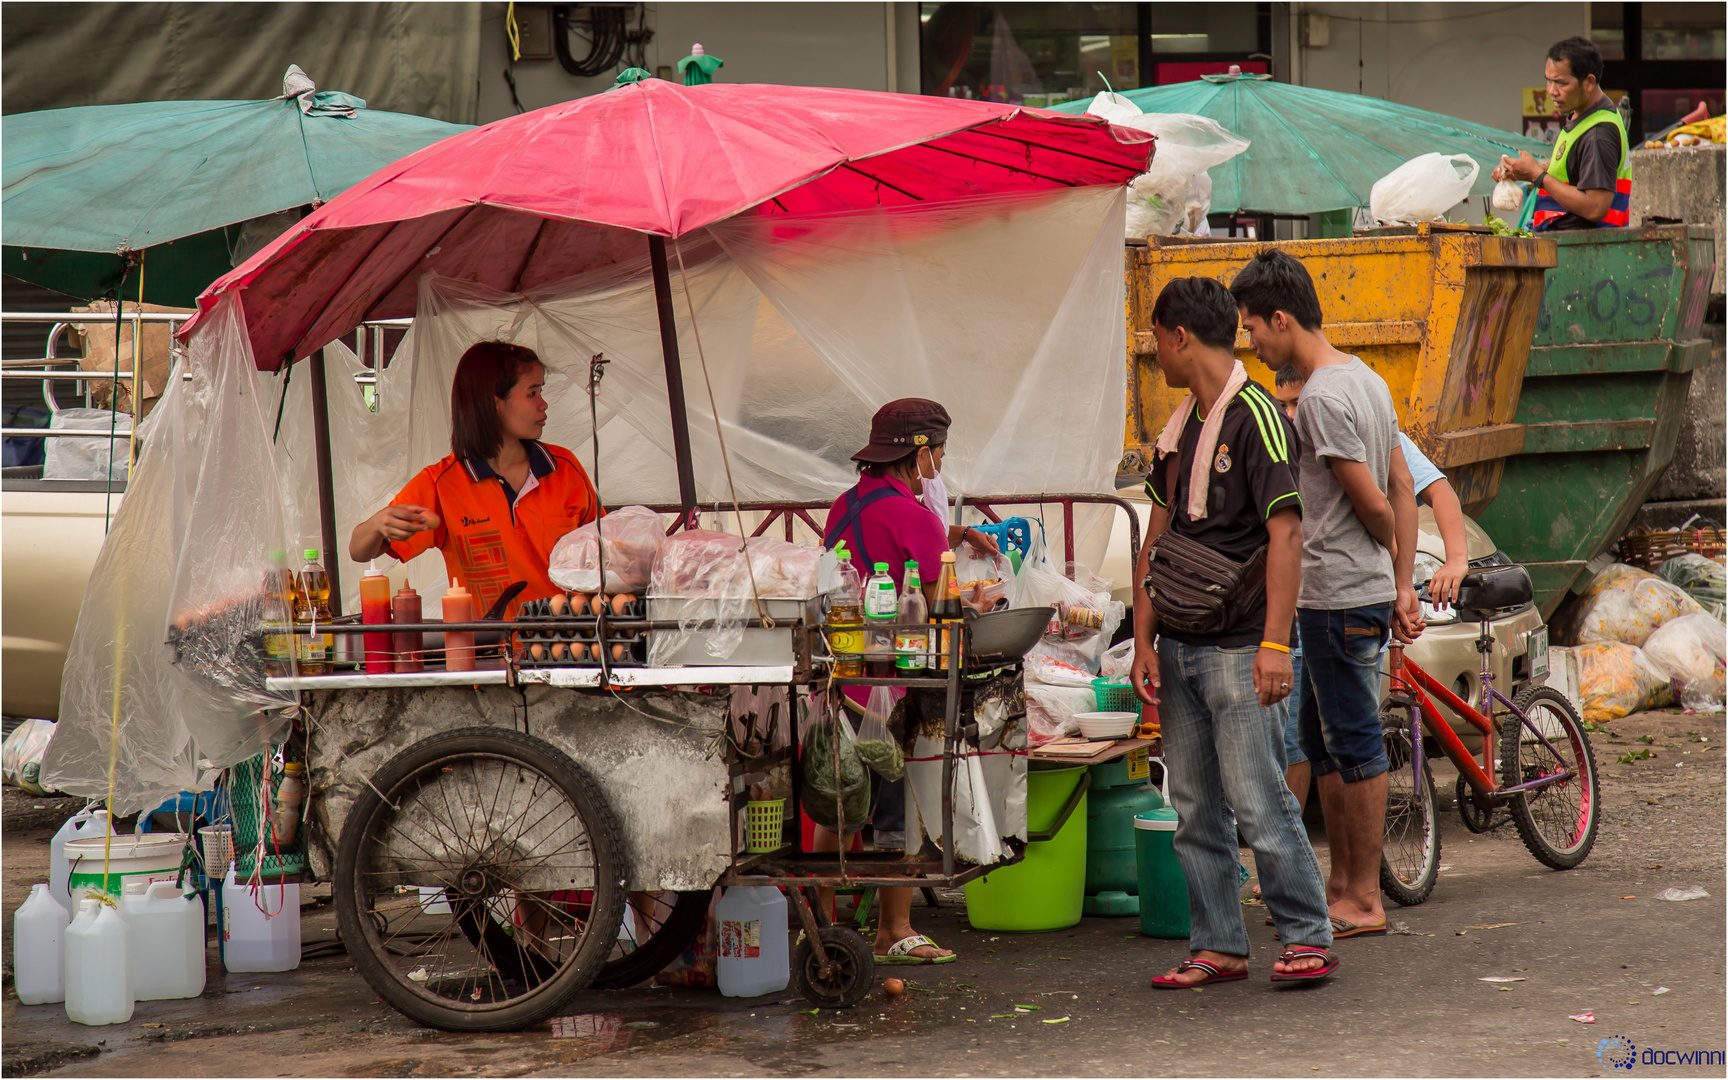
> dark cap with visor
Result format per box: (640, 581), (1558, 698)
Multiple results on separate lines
(851, 398), (951, 463)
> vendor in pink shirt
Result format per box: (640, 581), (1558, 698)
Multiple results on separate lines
(816, 398), (997, 966)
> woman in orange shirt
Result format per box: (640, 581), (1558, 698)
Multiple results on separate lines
(349, 341), (600, 618)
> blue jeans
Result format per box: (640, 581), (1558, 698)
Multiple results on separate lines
(1296, 604), (1392, 782)
(1158, 640), (1333, 955)
(1280, 640), (1306, 768)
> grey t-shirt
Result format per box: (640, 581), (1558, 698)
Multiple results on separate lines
(1293, 357), (1398, 609)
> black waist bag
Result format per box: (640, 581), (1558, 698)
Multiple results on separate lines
(1142, 452), (1267, 636)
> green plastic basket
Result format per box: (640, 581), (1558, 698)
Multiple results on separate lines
(1092, 677), (1137, 714)
(745, 799), (787, 853)
(229, 754), (308, 878)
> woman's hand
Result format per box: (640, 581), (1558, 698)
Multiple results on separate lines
(959, 527), (1000, 557)
(375, 505), (440, 542)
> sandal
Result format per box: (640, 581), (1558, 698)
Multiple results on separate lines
(1151, 958), (1248, 988)
(875, 933), (956, 965)
(1270, 946), (1340, 982)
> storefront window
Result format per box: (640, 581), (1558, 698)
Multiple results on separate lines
(1145, 2), (1260, 55)
(1641, 2), (1726, 60)
(1591, 4), (1625, 60)
(920, 3), (1138, 104)
(1641, 87), (1727, 132)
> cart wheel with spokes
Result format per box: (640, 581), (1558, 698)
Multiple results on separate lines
(792, 925), (874, 1009)
(334, 727), (625, 1032)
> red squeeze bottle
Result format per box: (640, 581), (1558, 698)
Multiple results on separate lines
(391, 584), (423, 673)
(360, 563), (394, 674)
(443, 579), (475, 672)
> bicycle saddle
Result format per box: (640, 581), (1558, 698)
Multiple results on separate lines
(1451, 564), (1534, 621)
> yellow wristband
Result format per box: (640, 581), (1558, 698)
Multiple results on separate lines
(1258, 641), (1291, 653)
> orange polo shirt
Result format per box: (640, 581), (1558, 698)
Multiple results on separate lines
(384, 440), (601, 618)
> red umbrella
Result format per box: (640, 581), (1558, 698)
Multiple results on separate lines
(183, 81), (1152, 588)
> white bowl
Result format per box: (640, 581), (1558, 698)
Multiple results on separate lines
(1074, 711), (1137, 739)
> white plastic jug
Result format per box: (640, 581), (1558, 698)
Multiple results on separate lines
(14, 883), (70, 1004)
(221, 869), (301, 972)
(64, 898), (134, 1025)
(714, 886), (788, 997)
(50, 808), (111, 913)
(123, 880), (206, 1000)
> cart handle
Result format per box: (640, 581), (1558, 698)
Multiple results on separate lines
(1024, 770), (1091, 843)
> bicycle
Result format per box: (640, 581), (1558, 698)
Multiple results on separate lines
(1379, 564), (1601, 906)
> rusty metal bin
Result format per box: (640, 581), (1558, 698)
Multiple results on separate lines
(1123, 224), (1557, 514)
(1473, 224), (1718, 616)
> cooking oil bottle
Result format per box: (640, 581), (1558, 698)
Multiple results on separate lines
(825, 542), (864, 677)
(295, 549), (333, 675)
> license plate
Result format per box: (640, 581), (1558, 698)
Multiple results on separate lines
(1528, 626), (1549, 680)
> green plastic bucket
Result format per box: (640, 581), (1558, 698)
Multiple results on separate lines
(66, 833), (187, 903)
(964, 765), (1089, 932)
(1084, 751), (1164, 917)
(1135, 807), (1190, 938)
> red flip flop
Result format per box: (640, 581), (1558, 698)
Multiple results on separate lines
(1151, 958), (1249, 988)
(1270, 946), (1340, 982)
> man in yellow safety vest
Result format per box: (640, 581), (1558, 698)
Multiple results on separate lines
(1492, 36), (1631, 230)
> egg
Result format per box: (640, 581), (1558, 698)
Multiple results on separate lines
(549, 593), (567, 616)
(551, 642), (566, 660)
(883, 978), (904, 997)
(529, 643), (544, 661)
(573, 594), (592, 616)
(590, 593), (607, 616)
(610, 593), (633, 616)
(611, 642), (628, 662)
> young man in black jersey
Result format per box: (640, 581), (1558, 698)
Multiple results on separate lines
(1129, 277), (1336, 986)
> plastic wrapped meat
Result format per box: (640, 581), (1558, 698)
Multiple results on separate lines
(548, 505), (664, 594)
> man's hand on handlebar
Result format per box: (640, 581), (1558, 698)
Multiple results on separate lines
(1426, 555), (1468, 610)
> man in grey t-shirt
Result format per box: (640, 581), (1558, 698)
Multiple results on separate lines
(1230, 249), (1420, 941)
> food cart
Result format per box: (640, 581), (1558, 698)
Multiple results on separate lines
(39, 82), (1154, 1033)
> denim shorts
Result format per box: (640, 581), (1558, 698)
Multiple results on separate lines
(1280, 641), (1305, 768)
(1295, 604), (1391, 782)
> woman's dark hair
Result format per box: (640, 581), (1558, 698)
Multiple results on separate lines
(1227, 249), (1324, 332)
(1547, 36), (1603, 85)
(450, 340), (543, 462)
(1152, 277), (1239, 350)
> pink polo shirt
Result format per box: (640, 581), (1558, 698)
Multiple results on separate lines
(825, 475), (949, 589)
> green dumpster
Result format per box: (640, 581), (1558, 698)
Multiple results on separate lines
(1475, 224), (1718, 616)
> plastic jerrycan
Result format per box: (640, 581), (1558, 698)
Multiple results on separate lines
(50, 808), (111, 912)
(64, 897), (134, 1026)
(221, 869), (301, 972)
(714, 886), (789, 997)
(123, 880), (207, 1000)
(14, 883), (71, 1004)
(1134, 757), (1190, 938)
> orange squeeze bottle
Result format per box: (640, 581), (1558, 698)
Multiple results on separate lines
(392, 584), (424, 673)
(442, 579), (475, 672)
(360, 563), (394, 674)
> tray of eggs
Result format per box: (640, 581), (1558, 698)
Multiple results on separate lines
(513, 592), (647, 667)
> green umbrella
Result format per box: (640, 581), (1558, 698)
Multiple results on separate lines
(677, 44), (723, 86)
(2, 66), (471, 306)
(1053, 72), (1546, 215)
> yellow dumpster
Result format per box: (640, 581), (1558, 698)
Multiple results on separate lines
(1122, 224), (1557, 514)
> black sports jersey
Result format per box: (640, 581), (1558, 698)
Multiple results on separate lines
(1145, 380), (1302, 647)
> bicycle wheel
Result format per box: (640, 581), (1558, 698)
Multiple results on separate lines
(334, 728), (625, 1031)
(588, 890), (711, 990)
(1502, 685), (1599, 870)
(1379, 709), (1439, 906)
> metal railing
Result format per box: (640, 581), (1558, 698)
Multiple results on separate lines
(0, 312), (404, 442)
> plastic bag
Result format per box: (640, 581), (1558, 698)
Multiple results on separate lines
(1491, 179), (1525, 212)
(1099, 638), (1136, 679)
(744, 536), (822, 599)
(1086, 94), (1250, 239)
(955, 545), (1016, 610)
(1566, 563), (1706, 648)
(1643, 612), (1727, 706)
(855, 686), (904, 780)
(548, 504), (663, 594)
(43, 407), (131, 481)
(1572, 642), (1673, 722)
(1024, 643), (1097, 688)
(1681, 666), (1727, 712)
(1025, 682), (1094, 745)
(1369, 153), (1480, 226)
(1658, 554), (1726, 619)
(1, 718), (56, 796)
(647, 529), (751, 665)
(802, 700), (871, 832)
(1017, 561), (1123, 663)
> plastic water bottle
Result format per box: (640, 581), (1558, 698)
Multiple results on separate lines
(123, 880), (206, 1000)
(14, 884), (70, 1004)
(64, 898), (133, 1025)
(863, 562), (899, 677)
(50, 808), (111, 914)
(714, 886), (789, 997)
(221, 869), (301, 972)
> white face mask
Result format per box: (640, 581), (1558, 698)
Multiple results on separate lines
(917, 446), (948, 525)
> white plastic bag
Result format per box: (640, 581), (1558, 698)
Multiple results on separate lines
(855, 686), (904, 780)
(1565, 563), (1706, 648)
(548, 504), (663, 594)
(1099, 638), (1136, 679)
(1370, 153), (1480, 226)
(1572, 642), (1673, 722)
(43, 407), (131, 481)
(1024, 683), (1094, 745)
(1642, 612), (1727, 701)
(954, 545), (1016, 610)
(2, 718), (56, 796)
(1087, 96), (1249, 239)
(1491, 179), (1525, 212)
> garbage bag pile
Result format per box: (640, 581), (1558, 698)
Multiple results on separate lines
(1084, 92), (1250, 239)
(1555, 562), (1725, 717)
